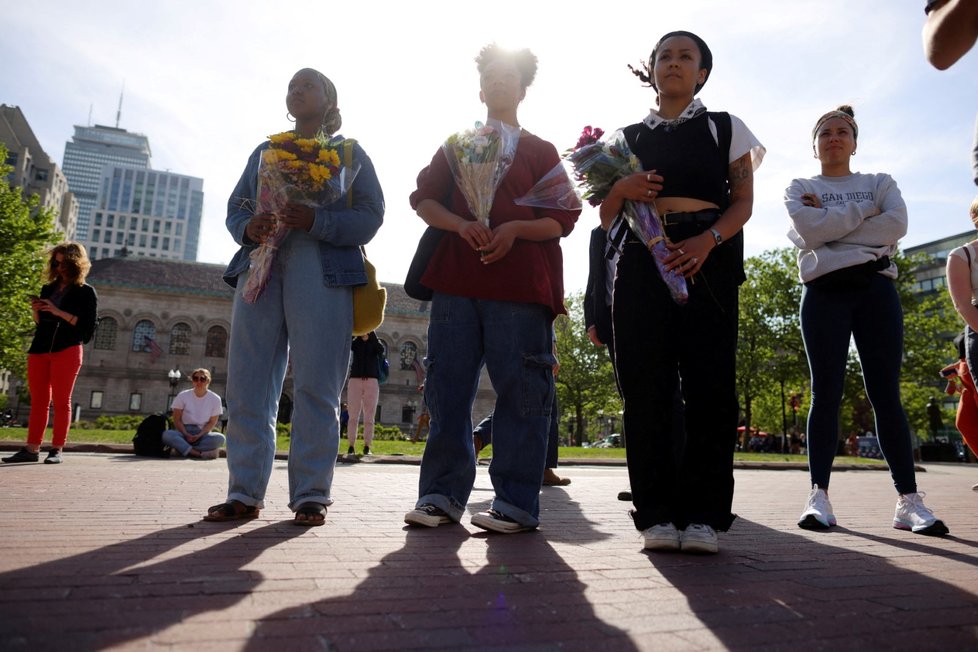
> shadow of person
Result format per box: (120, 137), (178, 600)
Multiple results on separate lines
(0, 520), (306, 650)
(246, 488), (638, 649)
(645, 518), (978, 649)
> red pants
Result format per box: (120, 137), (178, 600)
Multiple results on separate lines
(27, 345), (83, 449)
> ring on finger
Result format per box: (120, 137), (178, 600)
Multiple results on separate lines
(646, 173), (652, 182)
(646, 189), (653, 197)
(691, 257), (698, 265)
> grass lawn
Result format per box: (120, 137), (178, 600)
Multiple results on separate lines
(1, 426), (889, 465)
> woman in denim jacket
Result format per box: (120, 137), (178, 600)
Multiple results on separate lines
(206, 68), (384, 526)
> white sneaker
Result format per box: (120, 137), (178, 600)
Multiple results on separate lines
(470, 510), (535, 534)
(798, 484), (836, 530)
(893, 492), (949, 536)
(200, 449), (220, 460)
(642, 523), (680, 551)
(972, 483), (978, 492)
(404, 504), (452, 528)
(680, 524), (718, 554)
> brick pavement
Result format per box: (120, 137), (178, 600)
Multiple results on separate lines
(0, 454), (975, 651)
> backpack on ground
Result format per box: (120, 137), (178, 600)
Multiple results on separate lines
(132, 414), (172, 457)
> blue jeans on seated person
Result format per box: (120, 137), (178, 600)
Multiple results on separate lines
(162, 424), (226, 457)
(416, 293), (555, 529)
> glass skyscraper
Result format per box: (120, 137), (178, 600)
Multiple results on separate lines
(61, 124), (203, 261)
(62, 125), (151, 240)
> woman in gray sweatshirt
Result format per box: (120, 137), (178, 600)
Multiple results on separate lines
(785, 105), (948, 537)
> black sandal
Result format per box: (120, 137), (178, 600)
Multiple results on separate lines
(203, 500), (259, 522)
(293, 502), (327, 527)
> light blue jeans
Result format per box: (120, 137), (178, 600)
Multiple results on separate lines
(162, 424), (226, 456)
(224, 232), (352, 511)
(416, 293), (554, 528)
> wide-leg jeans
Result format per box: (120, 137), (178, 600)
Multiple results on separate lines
(225, 233), (352, 511)
(417, 293), (555, 528)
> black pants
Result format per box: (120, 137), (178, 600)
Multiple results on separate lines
(613, 224), (740, 532)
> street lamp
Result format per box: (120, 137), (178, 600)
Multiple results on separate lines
(167, 368), (181, 413)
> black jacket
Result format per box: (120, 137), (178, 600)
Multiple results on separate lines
(349, 336), (385, 379)
(584, 226), (614, 347)
(28, 282), (98, 354)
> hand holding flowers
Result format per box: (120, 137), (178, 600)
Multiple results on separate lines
(241, 130), (360, 303)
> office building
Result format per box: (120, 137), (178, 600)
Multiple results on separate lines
(62, 123), (150, 241)
(0, 105), (78, 237)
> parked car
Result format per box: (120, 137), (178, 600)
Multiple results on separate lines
(594, 434), (623, 449)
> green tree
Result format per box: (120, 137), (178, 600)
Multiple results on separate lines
(736, 248), (807, 445)
(554, 292), (621, 445)
(0, 143), (58, 379)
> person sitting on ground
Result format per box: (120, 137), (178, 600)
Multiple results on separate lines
(162, 369), (226, 460)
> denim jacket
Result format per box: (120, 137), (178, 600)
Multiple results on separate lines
(223, 136), (385, 287)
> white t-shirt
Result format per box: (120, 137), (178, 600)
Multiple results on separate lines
(949, 242), (978, 304)
(172, 388), (223, 428)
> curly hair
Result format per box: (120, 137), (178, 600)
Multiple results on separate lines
(46, 241), (90, 286)
(475, 43), (538, 88)
(294, 67), (342, 135)
(628, 30), (713, 96)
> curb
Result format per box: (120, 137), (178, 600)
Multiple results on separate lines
(0, 440), (932, 471)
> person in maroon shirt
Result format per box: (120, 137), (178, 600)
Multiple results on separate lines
(403, 44), (579, 534)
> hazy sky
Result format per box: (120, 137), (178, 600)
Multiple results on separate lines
(3, 0), (977, 292)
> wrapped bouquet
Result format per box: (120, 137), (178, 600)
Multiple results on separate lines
(242, 131), (360, 303)
(565, 126), (688, 305)
(441, 120), (521, 228)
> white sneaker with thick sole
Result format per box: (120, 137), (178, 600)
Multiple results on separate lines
(404, 504), (452, 528)
(893, 492), (949, 536)
(680, 524), (719, 554)
(798, 484), (837, 530)
(642, 523), (680, 551)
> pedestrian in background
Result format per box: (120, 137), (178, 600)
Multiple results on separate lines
(161, 368), (226, 460)
(346, 331), (385, 456)
(3, 242), (97, 465)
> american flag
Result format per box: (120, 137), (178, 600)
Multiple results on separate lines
(411, 358), (426, 384)
(143, 336), (164, 363)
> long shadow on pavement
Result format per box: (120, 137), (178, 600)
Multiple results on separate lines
(245, 490), (639, 650)
(647, 518), (978, 650)
(0, 520), (306, 650)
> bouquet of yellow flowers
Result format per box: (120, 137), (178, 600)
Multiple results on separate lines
(242, 130), (359, 303)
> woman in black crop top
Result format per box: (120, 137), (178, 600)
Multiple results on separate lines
(598, 31), (764, 554)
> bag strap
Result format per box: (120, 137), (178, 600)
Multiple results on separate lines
(966, 243), (973, 268)
(343, 139), (356, 209)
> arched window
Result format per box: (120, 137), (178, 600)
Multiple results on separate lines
(205, 325), (228, 358)
(93, 316), (117, 350)
(169, 322), (192, 355)
(132, 320), (157, 353)
(399, 341), (419, 370)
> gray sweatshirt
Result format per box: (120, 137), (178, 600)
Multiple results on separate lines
(785, 172), (907, 283)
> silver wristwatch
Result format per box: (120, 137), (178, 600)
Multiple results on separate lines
(709, 227), (722, 246)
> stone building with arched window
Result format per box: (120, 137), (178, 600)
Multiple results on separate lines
(70, 256), (495, 432)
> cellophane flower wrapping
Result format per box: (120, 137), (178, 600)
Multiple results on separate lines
(441, 120), (521, 227)
(513, 158), (583, 211)
(566, 126), (688, 305)
(241, 131), (360, 303)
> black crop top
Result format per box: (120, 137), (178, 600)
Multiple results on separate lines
(622, 113), (729, 208)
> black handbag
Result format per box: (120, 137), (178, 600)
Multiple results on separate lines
(404, 226), (445, 301)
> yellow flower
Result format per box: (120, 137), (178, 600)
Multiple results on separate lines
(318, 149), (340, 166)
(268, 132), (296, 144)
(275, 150), (298, 161)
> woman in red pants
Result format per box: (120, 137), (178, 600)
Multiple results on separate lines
(3, 242), (98, 465)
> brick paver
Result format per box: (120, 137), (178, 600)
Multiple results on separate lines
(0, 454), (975, 650)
